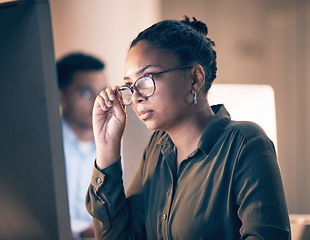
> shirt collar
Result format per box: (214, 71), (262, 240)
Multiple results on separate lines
(197, 104), (231, 155)
(157, 131), (174, 153)
(156, 104), (231, 156)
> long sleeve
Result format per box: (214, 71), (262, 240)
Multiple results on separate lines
(85, 159), (146, 239)
(234, 132), (291, 239)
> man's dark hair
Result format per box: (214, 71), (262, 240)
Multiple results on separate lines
(56, 52), (105, 90)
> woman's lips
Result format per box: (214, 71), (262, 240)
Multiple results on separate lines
(138, 110), (153, 121)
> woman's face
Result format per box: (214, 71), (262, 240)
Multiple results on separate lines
(124, 41), (195, 133)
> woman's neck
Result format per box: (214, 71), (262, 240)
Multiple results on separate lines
(167, 103), (214, 168)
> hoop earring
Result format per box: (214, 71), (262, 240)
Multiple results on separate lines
(193, 89), (198, 105)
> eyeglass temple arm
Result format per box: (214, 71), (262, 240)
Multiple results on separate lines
(153, 65), (193, 76)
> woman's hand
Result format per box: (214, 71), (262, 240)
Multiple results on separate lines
(92, 87), (126, 169)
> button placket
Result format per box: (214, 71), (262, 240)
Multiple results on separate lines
(160, 139), (177, 238)
(161, 185), (174, 238)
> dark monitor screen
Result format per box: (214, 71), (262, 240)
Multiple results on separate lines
(0, 0), (71, 239)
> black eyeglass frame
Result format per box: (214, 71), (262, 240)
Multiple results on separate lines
(116, 65), (193, 105)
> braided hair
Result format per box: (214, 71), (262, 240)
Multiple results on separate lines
(130, 16), (217, 94)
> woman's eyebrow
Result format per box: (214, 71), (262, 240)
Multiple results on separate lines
(123, 64), (160, 81)
(137, 65), (154, 74)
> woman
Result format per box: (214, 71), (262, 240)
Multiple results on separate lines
(86, 17), (291, 239)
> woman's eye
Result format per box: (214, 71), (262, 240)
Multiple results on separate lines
(125, 82), (133, 88)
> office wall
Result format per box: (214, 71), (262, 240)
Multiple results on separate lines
(50, 0), (161, 86)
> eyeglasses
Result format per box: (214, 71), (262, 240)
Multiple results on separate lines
(116, 65), (193, 105)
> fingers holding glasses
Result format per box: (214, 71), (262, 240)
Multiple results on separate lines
(95, 87), (116, 110)
(95, 90), (109, 111)
(95, 87), (126, 114)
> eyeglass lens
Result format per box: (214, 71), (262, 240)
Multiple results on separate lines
(118, 76), (155, 105)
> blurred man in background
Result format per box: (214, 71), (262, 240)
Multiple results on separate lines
(57, 52), (107, 239)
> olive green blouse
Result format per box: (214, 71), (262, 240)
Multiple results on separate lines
(86, 104), (291, 239)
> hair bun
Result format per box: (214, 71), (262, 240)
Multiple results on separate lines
(181, 16), (208, 36)
(181, 16), (215, 46)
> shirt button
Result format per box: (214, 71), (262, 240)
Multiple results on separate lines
(96, 178), (102, 184)
(163, 214), (167, 220)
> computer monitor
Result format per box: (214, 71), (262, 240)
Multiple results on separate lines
(0, 0), (71, 239)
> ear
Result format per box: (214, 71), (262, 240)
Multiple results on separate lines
(191, 64), (205, 92)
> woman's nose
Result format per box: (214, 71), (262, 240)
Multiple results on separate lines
(131, 89), (147, 104)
